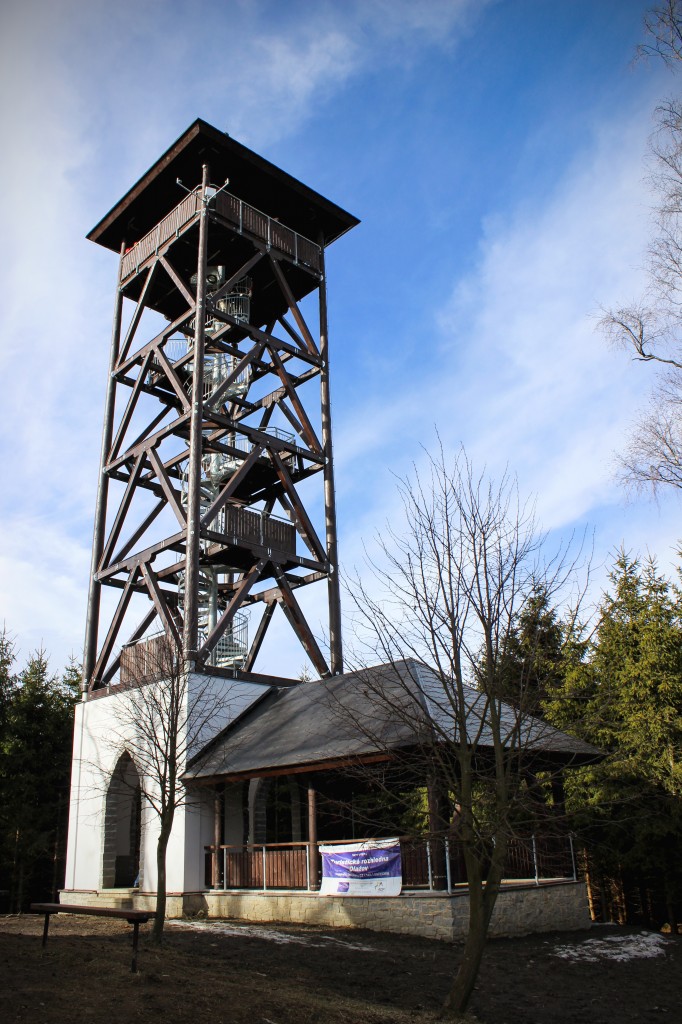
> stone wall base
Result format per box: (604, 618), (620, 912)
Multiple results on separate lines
(61, 881), (590, 942)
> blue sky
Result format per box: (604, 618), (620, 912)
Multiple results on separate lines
(1, 0), (680, 674)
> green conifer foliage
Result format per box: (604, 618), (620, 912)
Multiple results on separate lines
(0, 635), (79, 911)
(546, 551), (682, 928)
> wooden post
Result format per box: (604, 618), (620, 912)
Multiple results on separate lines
(212, 786), (222, 889)
(83, 240), (126, 689)
(307, 781), (319, 891)
(551, 771), (566, 817)
(183, 163), (210, 664)
(317, 237), (343, 675)
(427, 778), (448, 891)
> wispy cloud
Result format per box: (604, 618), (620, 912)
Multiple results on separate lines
(334, 88), (682, 600)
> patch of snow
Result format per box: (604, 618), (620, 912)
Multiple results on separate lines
(552, 931), (669, 963)
(168, 919), (378, 952)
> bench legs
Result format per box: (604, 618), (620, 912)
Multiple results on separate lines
(39, 912), (142, 973)
(130, 919), (140, 974)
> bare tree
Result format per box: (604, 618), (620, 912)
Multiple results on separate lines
(343, 447), (588, 1017)
(103, 635), (231, 942)
(601, 2), (682, 493)
(638, 1), (682, 65)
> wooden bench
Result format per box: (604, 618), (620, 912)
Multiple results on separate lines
(30, 903), (152, 973)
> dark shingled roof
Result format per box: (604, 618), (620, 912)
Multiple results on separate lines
(88, 118), (359, 252)
(184, 659), (600, 782)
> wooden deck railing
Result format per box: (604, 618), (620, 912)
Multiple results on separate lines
(120, 188), (322, 284)
(221, 506), (296, 557)
(204, 834), (577, 893)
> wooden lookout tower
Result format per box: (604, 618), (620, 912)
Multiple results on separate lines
(83, 119), (358, 691)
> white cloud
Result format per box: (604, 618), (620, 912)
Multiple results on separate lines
(333, 88), (682, 624)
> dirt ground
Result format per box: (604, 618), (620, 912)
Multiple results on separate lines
(2, 914), (680, 1024)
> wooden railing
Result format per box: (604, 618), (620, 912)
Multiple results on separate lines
(120, 632), (177, 685)
(205, 842), (309, 891)
(214, 192), (321, 272)
(121, 192), (200, 281)
(221, 506), (296, 557)
(204, 835), (577, 893)
(120, 188), (322, 284)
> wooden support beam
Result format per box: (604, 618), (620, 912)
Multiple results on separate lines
(197, 559), (266, 663)
(271, 451), (327, 563)
(209, 311), (322, 368)
(243, 600), (275, 671)
(141, 562), (181, 646)
(241, 571), (326, 606)
(317, 237), (343, 674)
(199, 443), (264, 528)
(100, 606), (158, 687)
(212, 789), (222, 890)
(107, 413), (191, 474)
(269, 256), (319, 356)
(158, 254), (195, 308)
(275, 565), (330, 677)
(152, 343), (192, 413)
(90, 568), (138, 687)
(184, 162), (211, 661)
(263, 343), (322, 453)
(276, 396), (310, 449)
(100, 529), (186, 581)
(205, 341), (265, 410)
(277, 315), (309, 354)
(109, 352), (154, 462)
(308, 782), (319, 891)
(84, 241), (126, 688)
(99, 453), (145, 571)
(147, 446), (186, 528)
(117, 261), (159, 366)
(109, 498), (167, 568)
(116, 309), (194, 378)
(208, 251), (264, 305)
(120, 404), (174, 460)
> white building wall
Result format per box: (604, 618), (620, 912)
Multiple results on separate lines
(64, 673), (264, 897)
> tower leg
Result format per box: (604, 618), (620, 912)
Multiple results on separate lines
(183, 164), (210, 664)
(83, 242), (126, 689)
(318, 239), (343, 674)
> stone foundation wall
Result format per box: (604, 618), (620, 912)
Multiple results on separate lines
(62, 881), (590, 941)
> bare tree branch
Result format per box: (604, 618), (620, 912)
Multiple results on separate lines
(340, 445), (589, 1016)
(638, 1), (682, 66)
(98, 635), (232, 942)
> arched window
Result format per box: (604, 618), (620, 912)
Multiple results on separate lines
(102, 752), (141, 889)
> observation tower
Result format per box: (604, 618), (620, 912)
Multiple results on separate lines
(82, 119), (358, 691)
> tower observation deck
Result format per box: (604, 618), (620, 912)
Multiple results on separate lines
(83, 119), (358, 691)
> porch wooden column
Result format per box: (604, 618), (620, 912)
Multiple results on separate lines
(212, 786), (222, 889)
(427, 777), (449, 890)
(307, 782), (319, 891)
(551, 771), (566, 818)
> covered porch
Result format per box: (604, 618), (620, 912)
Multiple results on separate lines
(185, 658), (597, 904)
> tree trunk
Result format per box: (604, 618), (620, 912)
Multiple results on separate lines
(664, 877), (679, 936)
(152, 817), (173, 943)
(15, 859), (25, 915)
(440, 843), (506, 1017)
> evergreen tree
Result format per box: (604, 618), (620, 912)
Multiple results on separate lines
(0, 643), (79, 910)
(494, 584), (567, 712)
(547, 551), (682, 929)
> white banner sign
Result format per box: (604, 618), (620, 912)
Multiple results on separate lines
(319, 839), (402, 896)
